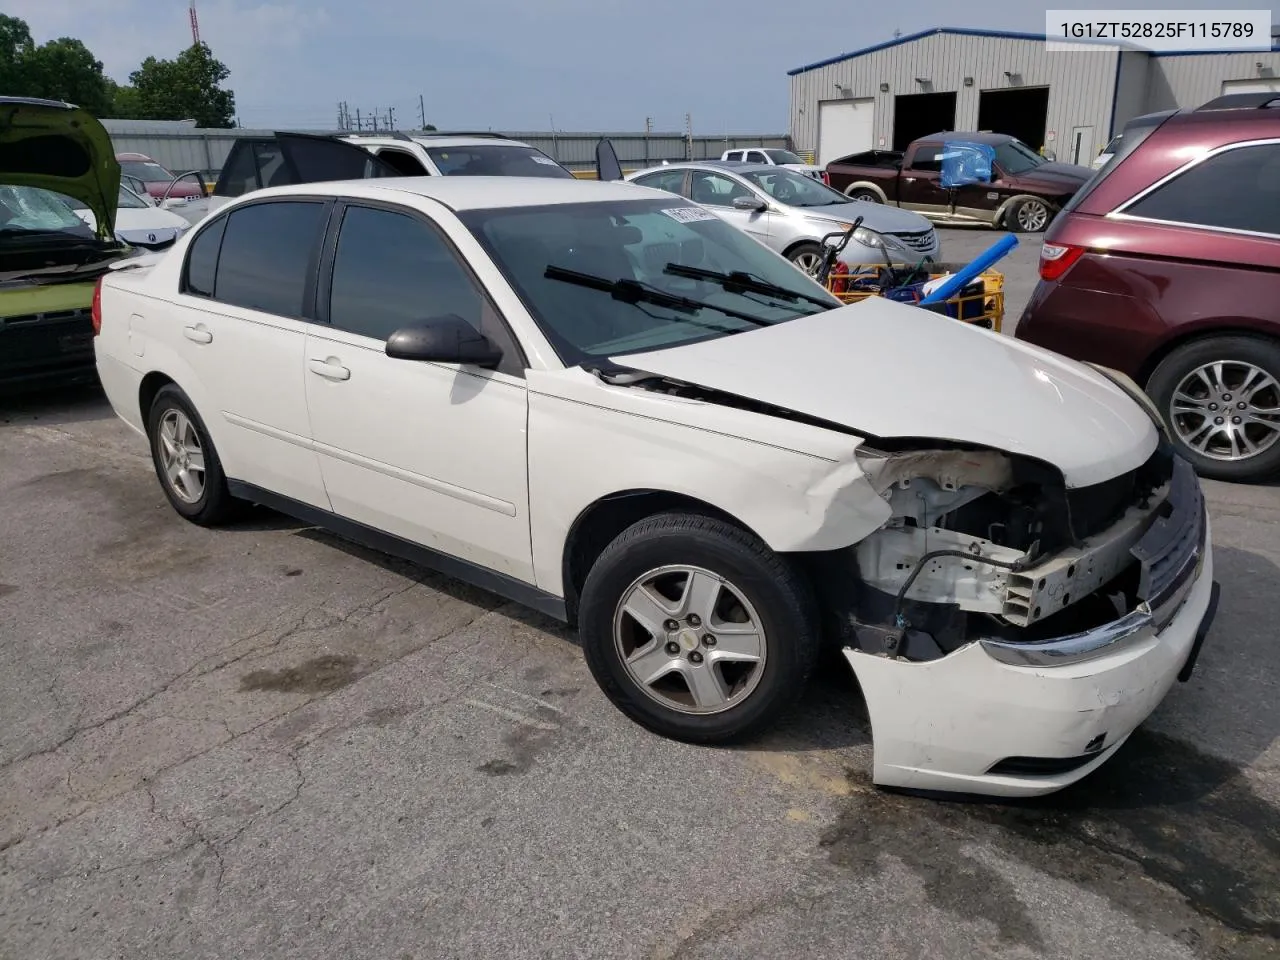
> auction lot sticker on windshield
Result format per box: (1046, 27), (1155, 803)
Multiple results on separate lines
(662, 207), (718, 223)
(531, 156), (559, 165)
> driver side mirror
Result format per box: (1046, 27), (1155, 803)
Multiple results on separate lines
(733, 195), (768, 212)
(386, 315), (503, 369)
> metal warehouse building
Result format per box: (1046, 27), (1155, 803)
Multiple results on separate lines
(789, 26), (1280, 167)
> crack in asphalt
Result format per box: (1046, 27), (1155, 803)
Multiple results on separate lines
(0, 599), (509, 860)
(0, 580), (420, 775)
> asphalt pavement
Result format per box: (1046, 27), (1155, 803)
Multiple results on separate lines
(2, 235), (1278, 959)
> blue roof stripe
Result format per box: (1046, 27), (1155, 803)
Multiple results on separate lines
(786, 26), (1279, 76)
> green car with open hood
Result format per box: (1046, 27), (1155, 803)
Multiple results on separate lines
(1, 96), (131, 392)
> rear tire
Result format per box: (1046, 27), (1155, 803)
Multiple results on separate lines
(146, 384), (240, 525)
(846, 188), (881, 203)
(578, 513), (820, 744)
(1147, 336), (1280, 483)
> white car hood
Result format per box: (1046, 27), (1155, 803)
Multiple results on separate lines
(76, 206), (190, 245)
(613, 297), (1158, 488)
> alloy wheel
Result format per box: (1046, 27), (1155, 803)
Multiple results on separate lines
(1016, 200), (1049, 232)
(156, 408), (207, 503)
(612, 564), (767, 715)
(1169, 361), (1280, 461)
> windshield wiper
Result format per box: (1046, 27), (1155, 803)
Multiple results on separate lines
(544, 266), (773, 328)
(663, 263), (834, 309)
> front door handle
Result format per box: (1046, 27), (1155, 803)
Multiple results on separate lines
(183, 324), (213, 344)
(308, 357), (351, 381)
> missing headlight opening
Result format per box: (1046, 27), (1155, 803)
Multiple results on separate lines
(807, 442), (1180, 663)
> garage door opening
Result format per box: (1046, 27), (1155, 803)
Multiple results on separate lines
(977, 87), (1050, 151)
(892, 92), (957, 150)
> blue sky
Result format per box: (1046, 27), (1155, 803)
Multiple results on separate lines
(10, 0), (1146, 132)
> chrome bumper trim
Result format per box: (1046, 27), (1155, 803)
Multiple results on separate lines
(980, 458), (1207, 668)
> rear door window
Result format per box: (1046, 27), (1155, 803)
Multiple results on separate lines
(631, 169), (687, 196)
(909, 146), (944, 172)
(1120, 141), (1280, 236)
(213, 200), (327, 317)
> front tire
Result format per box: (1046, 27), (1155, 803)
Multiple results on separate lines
(846, 187), (881, 203)
(578, 513), (820, 744)
(786, 242), (825, 278)
(146, 384), (239, 524)
(1009, 197), (1050, 233)
(1147, 336), (1280, 483)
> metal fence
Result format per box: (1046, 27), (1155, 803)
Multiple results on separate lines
(100, 121), (793, 177)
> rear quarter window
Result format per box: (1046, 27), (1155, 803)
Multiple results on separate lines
(1119, 141), (1280, 236)
(182, 216), (227, 297)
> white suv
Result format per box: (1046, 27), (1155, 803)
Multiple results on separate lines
(91, 175), (1217, 798)
(205, 132), (572, 216)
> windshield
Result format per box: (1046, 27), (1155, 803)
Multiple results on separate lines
(425, 145), (573, 179)
(0, 186), (97, 240)
(459, 199), (839, 365)
(994, 140), (1046, 174)
(740, 168), (848, 207)
(120, 160), (175, 183)
(66, 185), (151, 211)
(765, 149), (804, 165)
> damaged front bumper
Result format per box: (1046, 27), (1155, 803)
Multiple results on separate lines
(843, 457), (1219, 798)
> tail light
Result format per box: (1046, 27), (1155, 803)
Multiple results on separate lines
(91, 276), (104, 335)
(1039, 242), (1085, 281)
(822, 171), (830, 186)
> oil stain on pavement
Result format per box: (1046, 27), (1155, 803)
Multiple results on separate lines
(239, 655), (360, 694)
(821, 730), (1280, 958)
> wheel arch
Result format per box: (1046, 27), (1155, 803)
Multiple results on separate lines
(1139, 325), (1280, 386)
(138, 370), (177, 425)
(842, 181), (887, 202)
(560, 489), (771, 624)
(993, 193), (1056, 229)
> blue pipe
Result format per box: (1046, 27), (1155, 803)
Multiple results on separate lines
(917, 233), (1019, 305)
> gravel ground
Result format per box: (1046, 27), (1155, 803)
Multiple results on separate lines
(2, 245), (1278, 958)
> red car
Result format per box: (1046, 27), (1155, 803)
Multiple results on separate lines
(115, 152), (205, 202)
(1016, 95), (1280, 482)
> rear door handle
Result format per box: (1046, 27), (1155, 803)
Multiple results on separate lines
(183, 324), (213, 344)
(308, 357), (351, 381)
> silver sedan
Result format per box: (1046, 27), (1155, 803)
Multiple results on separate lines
(624, 161), (941, 276)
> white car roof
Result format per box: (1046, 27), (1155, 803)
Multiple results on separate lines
(341, 135), (536, 150)
(239, 176), (670, 212)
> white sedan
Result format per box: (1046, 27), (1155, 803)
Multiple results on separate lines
(69, 183), (193, 250)
(91, 175), (1219, 797)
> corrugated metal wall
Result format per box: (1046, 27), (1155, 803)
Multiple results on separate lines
(1146, 51), (1280, 112)
(100, 123), (790, 176)
(1112, 52), (1152, 137)
(788, 33), (1119, 156)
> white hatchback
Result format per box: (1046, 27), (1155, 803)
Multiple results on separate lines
(92, 175), (1219, 798)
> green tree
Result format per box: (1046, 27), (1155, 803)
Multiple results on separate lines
(129, 43), (235, 128)
(0, 15), (35, 94)
(108, 80), (144, 119)
(18, 37), (113, 116)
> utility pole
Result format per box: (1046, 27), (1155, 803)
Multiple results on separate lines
(645, 116), (653, 134)
(418, 94), (426, 129)
(684, 112), (693, 159)
(388, 106), (395, 130)
(355, 107), (362, 132)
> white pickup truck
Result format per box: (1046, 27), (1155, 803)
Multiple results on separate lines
(721, 147), (825, 180)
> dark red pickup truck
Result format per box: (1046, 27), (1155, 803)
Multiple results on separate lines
(825, 132), (1095, 233)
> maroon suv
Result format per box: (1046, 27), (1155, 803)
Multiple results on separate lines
(1016, 96), (1280, 482)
